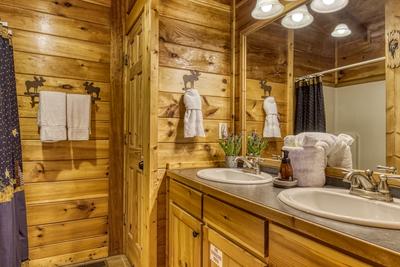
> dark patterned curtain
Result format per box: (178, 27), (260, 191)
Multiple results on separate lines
(0, 28), (29, 266)
(294, 76), (326, 134)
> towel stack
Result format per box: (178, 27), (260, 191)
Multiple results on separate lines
(283, 132), (354, 187)
(37, 91), (91, 142)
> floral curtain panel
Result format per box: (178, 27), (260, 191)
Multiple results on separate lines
(0, 26), (28, 266)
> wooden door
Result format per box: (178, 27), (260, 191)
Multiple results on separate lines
(169, 202), (203, 267)
(203, 226), (266, 267)
(124, 14), (145, 267)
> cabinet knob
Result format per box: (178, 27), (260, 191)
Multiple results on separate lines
(192, 231), (199, 238)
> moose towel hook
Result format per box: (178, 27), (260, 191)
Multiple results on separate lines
(260, 80), (272, 98)
(182, 70), (201, 91)
(83, 81), (101, 103)
(24, 76), (46, 108)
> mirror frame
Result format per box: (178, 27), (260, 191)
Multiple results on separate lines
(237, 0), (397, 183)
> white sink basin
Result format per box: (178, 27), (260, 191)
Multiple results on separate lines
(197, 168), (273, 185)
(278, 188), (400, 229)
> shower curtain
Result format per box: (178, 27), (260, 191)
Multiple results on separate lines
(0, 30), (29, 266)
(294, 76), (326, 134)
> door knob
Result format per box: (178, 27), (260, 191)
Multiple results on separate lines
(138, 160), (144, 170)
(192, 231), (199, 238)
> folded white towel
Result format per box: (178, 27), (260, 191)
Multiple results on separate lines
(263, 96), (281, 138)
(37, 91), (67, 142)
(184, 89), (205, 138)
(283, 146), (326, 187)
(285, 132), (354, 169)
(67, 94), (91, 140)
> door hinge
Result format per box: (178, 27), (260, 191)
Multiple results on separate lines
(123, 213), (127, 226)
(124, 54), (129, 66)
(124, 133), (129, 145)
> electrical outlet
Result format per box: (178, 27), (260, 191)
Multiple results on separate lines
(219, 122), (228, 139)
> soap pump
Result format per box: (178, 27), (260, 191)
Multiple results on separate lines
(273, 149), (298, 188)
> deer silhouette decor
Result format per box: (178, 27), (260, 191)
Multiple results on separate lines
(260, 80), (272, 98)
(83, 81), (101, 103)
(182, 70), (201, 90)
(24, 76), (46, 108)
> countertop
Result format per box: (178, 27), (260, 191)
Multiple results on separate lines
(167, 168), (400, 263)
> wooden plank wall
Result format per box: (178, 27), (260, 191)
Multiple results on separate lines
(157, 0), (233, 265)
(0, 0), (112, 265)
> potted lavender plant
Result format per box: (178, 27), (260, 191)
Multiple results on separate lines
(218, 134), (242, 168)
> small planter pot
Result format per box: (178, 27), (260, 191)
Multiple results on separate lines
(225, 156), (237, 168)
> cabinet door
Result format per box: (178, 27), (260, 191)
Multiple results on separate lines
(169, 202), (202, 267)
(203, 226), (266, 267)
(269, 223), (371, 267)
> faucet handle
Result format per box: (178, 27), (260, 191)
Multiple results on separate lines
(377, 165), (398, 174)
(365, 169), (374, 179)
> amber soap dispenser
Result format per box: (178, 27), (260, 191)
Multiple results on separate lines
(274, 150), (297, 188)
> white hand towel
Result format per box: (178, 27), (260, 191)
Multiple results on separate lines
(263, 96), (281, 138)
(183, 89), (205, 138)
(67, 94), (91, 140)
(37, 91), (67, 142)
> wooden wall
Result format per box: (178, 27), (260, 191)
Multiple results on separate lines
(0, 0), (112, 265)
(157, 0), (233, 265)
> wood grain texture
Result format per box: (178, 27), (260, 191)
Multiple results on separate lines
(28, 247), (108, 267)
(29, 235), (108, 260)
(22, 140), (109, 161)
(109, 0), (125, 256)
(169, 180), (202, 220)
(14, 52), (110, 82)
(27, 197), (108, 225)
(12, 29), (110, 63)
(23, 159), (109, 183)
(159, 0), (231, 32)
(25, 178), (109, 204)
(160, 40), (231, 75)
(0, 5), (110, 43)
(160, 16), (230, 53)
(28, 217), (108, 247)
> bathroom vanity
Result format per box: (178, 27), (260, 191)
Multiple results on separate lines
(167, 169), (400, 267)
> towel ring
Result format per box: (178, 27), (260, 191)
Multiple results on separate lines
(260, 80), (272, 98)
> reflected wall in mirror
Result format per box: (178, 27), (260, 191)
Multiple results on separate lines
(243, 0), (386, 170)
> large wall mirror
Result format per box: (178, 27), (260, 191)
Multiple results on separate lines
(242, 0), (387, 170)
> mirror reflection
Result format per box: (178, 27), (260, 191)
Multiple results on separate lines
(245, 0), (385, 170)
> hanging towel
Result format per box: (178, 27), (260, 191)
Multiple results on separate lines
(67, 94), (91, 140)
(263, 96), (281, 138)
(37, 91), (67, 142)
(183, 88), (205, 138)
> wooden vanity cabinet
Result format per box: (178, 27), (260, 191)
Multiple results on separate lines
(169, 202), (203, 267)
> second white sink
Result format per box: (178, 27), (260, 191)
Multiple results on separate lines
(278, 188), (400, 229)
(197, 168), (273, 185)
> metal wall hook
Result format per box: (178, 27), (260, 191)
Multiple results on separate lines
(182, 70), (201, 91)
(260, 80), (272, 98)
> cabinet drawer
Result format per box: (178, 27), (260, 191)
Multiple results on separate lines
(269, 223), (370, 267)
(203, 226), (267, 267)
(169, 179), (202, 219)
(203, 196), (268, 258)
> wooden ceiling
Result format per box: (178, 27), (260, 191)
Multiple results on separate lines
(247, 0), (385, 86)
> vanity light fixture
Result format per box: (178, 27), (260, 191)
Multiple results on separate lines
(251, 0), (284, 20)
(281, 5), (314, 29)
(310, 0), (349, 14)
(331, 23), (351, 37)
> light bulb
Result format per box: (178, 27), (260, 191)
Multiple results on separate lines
(322, 0), (335, 5)
(291, 12), (304, 22)
(260, 3), (273, 12)
(337, 29), (345, 34)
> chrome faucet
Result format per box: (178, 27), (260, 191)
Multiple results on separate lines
(234, 156), (260, 175)
(343, 169), (398, 202)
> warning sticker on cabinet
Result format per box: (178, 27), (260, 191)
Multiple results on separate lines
(210, 244), (223, 267)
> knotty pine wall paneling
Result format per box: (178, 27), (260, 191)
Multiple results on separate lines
(157, 0), (233, 265)
(0, 0), (112, 266)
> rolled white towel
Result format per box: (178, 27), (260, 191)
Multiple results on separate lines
(183, 89), (205, 138)
(263, 96), (281, 138)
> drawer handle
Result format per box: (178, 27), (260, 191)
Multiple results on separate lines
(192, 231), (199, 238)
